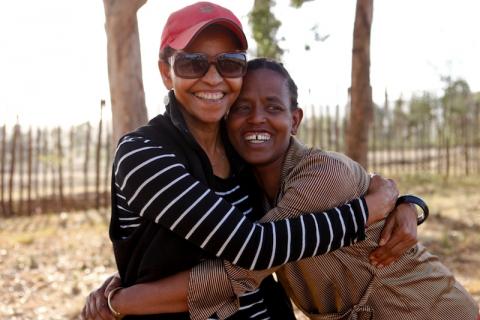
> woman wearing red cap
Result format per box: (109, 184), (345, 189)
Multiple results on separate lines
(81, 2), (421, 319)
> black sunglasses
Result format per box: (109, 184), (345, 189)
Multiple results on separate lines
(169, 52), (247, 79)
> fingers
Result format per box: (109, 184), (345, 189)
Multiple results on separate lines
(81, 289), (115, 320)
(378, 214), (394, 246)
(370, 239), (416, 268)
(370, 226), (416, 267)
(94, 292), (108, 320)
(104, 274), (122, 298)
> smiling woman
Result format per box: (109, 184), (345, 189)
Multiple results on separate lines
(226, 65), (303, 200)
(158, 25), (244, 135)
(221, 58), (480, 320)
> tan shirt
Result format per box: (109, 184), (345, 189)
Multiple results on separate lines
(188, 138), (478, 320)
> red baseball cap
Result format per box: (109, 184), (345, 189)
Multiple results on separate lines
(160, 2), (248, 52)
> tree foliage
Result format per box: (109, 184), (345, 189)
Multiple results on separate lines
(375, 77), (478, 149)
(249, 0), (283, 59)
(248, 0), (326, 59)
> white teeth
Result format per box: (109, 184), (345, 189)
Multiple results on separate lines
(195, 92), (224, 100)
(244, 132), (271, 143)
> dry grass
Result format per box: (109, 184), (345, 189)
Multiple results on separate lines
(396, 175), (480, 303)
(0, 176), (479, 319)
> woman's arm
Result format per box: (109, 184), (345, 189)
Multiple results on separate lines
(110, 271), (189, 315)
(81, 271), (190, 319)
(81, 175), (399, 319)
(115, 136), (396, 270)
(85, 202), (411, 320)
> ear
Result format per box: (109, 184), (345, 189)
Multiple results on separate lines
(290, 108), (303, 135)
(158, 60), (173, 90)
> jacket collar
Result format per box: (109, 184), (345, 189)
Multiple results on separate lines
(279, 137), (310, 185)
(151, 90), (245, 175)
(164, 90), (190, 135)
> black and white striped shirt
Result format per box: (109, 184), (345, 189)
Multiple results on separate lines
(112, 135), (368, 272)
(116, 154), (270, 319)
(113, 136), (368, 270)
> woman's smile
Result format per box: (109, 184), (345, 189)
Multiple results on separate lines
(193, 91), (225, 101)
(243, 131), (272, 144)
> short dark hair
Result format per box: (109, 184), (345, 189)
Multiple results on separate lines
(159, 46), (176, 62)
(246, 58), (298, 110)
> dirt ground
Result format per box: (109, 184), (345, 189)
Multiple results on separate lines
(0, 176), (479, 320)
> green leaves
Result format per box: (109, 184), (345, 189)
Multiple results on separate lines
(249, 0), (283, 59)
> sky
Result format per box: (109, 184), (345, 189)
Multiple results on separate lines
(1, 0), (479, 126)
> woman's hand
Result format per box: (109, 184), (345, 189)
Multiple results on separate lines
(81, 273), (121, 320)
(364, 174), (399, 225)
(369, 203), (418, 268)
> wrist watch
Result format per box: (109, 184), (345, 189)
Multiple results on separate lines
(396, 194), (429, 225)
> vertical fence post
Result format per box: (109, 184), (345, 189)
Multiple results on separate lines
(49, 129), (58, 213)
(436, 122), (442, 176)
(42, 128), (49, 213)
(334, 105), (340, 152)
(326, 105), (332, 150)
(56, 127), (64, 211)
(370, 105), (377, 171)
(34, 129), (41, 214)
(84, 122), (92, 211)
(415, 125), (421, 174)
(8, 123), (20, 216)
(318, 106), (324, 148)
(463, 115), (469, 176)
(0, 125), (6, 216)
(27, 127), (33, 215)
(311, 105), (317, 148)
(69, 126), (75, 210)
(445, 137), (450, 180)
(18, 125), (25, 214)
(453, 123), (459, 177)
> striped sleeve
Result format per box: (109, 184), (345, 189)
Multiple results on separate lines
(114, 135), (369, 270)
(188, 259), (239, 320)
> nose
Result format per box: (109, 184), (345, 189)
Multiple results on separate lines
(247, 105), (266, 124)
(201, 64), (223, 86)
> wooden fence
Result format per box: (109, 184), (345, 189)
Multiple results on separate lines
(0, 120), (112, 217)
(297, 104), (480, 177)
(1, 103), (479, 217)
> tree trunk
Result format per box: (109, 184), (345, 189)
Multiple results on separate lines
(103, 0), (149, 143)
(346, 0), (374, 169)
